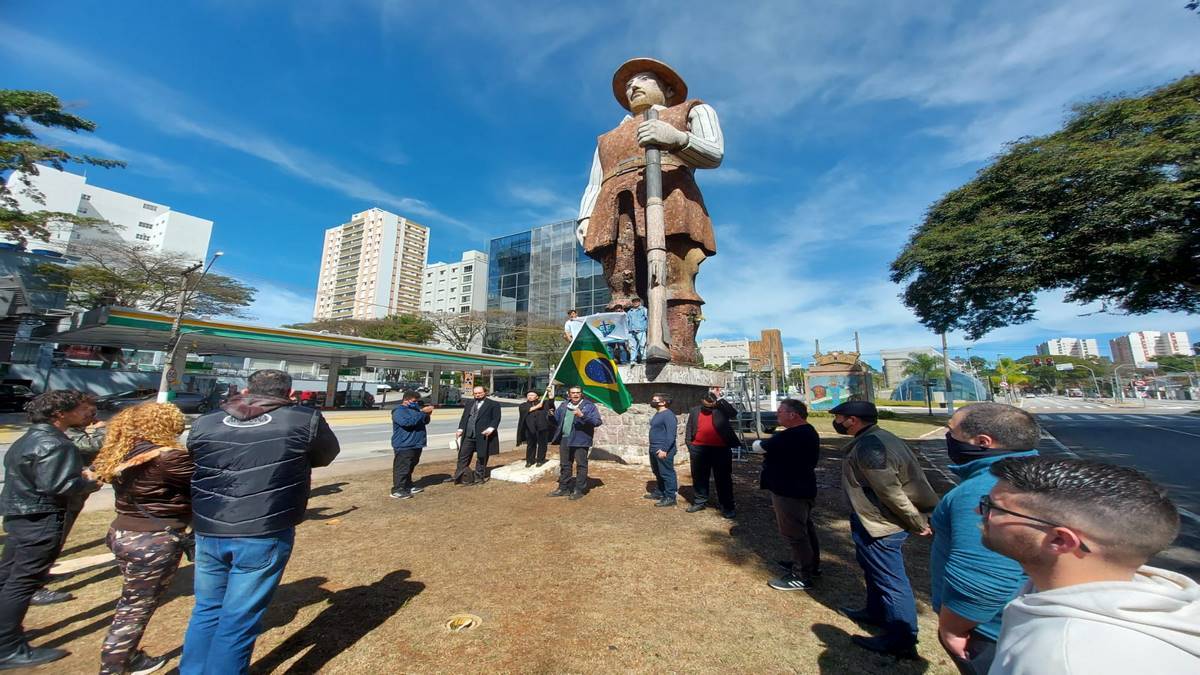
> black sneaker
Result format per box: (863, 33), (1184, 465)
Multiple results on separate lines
(568, 491), (584, 501)
(0, 643), (68, 670)
(548, 488), (570, 497)
(776, 561), (823, 577)
(126, 650), (169, 675)
(390, 490), (413, 499)
(767, 573), (813, 591)
(643, 492), (664, 500)
(654, 498), (677, 507)
(409, 486), (424, 494)
(536, 460), (548, 466)
(525, 462), (534, 468)
(29, 588), (72, 605)
(850, 635), (919, 660)
(686, 503), (706, 513)
(720, 509), (736, 519)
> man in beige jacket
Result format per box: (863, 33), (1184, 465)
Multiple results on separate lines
(830, 401), (939, 659)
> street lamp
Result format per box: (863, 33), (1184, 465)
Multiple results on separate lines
(157, 251), (224, 402)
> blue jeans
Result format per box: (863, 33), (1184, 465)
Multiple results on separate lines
(180, 531), (295, 674)
(626, 330), (646, 362)
(849, 513), (918, 647)
(649, 448), (678, 499)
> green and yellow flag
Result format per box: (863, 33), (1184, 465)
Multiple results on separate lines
(553, 324), (633, 413)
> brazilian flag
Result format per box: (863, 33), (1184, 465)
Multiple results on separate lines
(553, 324), (633, 413)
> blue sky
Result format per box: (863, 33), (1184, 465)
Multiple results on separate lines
(3, 1), (1198, 366)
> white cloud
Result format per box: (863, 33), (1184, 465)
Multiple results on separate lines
(32, 126), (208, 192)
(228, 280), (316, 328)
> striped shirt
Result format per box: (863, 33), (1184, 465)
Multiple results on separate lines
(577, 103), (724, 222)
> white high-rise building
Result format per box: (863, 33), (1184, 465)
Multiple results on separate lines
(4, 165), (212, 261)
(1036, 337), (1100, 359)
(421, 251), (488, 314)
(312, 208), (428, 321)
(1109, 331), (1193, 365)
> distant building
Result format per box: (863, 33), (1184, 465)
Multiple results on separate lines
(750, 329), (786, 375)
(699, 338), (750, 366)
(4, 165), (213, 261)
(421, 250), (488, 314)
(312, 208), (428, 320)
(486, 220), (609, 320)
(1109, 331), (1192, 365)
(880, 346), (939, 388)
(1036, 337), (1100, 359)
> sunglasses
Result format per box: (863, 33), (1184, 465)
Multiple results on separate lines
(978, 495), (1092, 553)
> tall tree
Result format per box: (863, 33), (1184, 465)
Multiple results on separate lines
(285, 314), (434, 344)
(58, 239), (255, 318)
(424, 311), (492, 352)
(1, 90), (125, 245)
(891, 74), (1200, 339)
(901, 352), (943, 382)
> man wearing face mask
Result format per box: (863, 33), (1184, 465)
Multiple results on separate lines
(645, 393), (678, 507)
(830, 400), (939, 659)
(930, 403), (1039, 674)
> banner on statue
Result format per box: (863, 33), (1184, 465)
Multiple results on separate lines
(582, 312), (629, 344)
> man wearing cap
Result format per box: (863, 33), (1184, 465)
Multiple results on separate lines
(575, 57), (724, 364)
(830, 400), (939, 659)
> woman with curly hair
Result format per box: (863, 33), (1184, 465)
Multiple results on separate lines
(92, 402), (194, 675)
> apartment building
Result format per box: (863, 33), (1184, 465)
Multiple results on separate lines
(1036, 337), (1100, 359)
(312, 208), (428, 320)
(4, 165), (212, 260)
(1109, 331), (1192, 365)
(421, 250), (488, 314)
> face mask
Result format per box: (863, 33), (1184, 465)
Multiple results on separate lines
(832, 420), (849, 435)
(945, 432), (1005, 465)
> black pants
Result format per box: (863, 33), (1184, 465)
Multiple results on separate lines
(392, 447), (423, 492)
(558, 446), (589, 493)
(453, 437), (489, 483)
(524, 428), (549, 465)
(689, 445), (734, 510)
(771, 494), (821, 577)
(0, 512), (67, 654)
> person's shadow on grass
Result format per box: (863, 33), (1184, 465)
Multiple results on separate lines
(251, 570), (424, 674)
(811, 623), (930, 674)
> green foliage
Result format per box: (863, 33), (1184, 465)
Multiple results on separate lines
(1, 90), (125, 245)
(1149, 354), (1199, 373)
(891, 74), (1200, 338)
(901, 353), (943, 381)
(286, 314), (435, 343)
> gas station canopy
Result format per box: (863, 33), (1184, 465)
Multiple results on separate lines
(41, 307), (531, 372)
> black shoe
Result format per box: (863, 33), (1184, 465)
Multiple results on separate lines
(29, 588), (73, 605)
(767, 573), (814, 591)
(444, 477), (457, 484)
(654, 498), (677, 507)
(686, 503), (707, 513)
(390, 490), (413, 499)
(837, 605), (884, 627)
(0, 643), (69, 670)
(126, 650), (169, 675)
(409, 486), (424, 494)
(643, 492), (664, 500)
(776, 561), (823, 577)
(536, 460), (548, 466)
(720, 509), (736, 519)
(525, 462), (534, 468)
(548, 488), (570, 497)
(850, 634), (918, 660)
(568, 491), (584, 501)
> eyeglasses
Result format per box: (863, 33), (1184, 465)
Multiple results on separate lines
(978, 495), (1091, 553)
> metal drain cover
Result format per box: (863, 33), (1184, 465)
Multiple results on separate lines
(445, 613), (482, 632)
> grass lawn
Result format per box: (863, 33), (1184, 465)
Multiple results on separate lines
(21, 440), (959, 674)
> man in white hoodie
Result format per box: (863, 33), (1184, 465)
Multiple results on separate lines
(982, 457), (1200, 674)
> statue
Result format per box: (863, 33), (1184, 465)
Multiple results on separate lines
(576, 57), (724, 365)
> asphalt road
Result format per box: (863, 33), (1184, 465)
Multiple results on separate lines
(1034, 409), (1200, 577)
(326, 415), (521, 464)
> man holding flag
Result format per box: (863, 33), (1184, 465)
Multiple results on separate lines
(549, 387), (602, 501)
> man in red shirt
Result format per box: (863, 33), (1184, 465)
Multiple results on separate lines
(684, 393), (742, 518)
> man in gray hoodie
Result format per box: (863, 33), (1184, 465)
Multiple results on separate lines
(982, 456), (1199, 674)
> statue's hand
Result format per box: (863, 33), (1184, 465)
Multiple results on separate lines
(637, 120), (688, 150)
(576, 218), (589, 247)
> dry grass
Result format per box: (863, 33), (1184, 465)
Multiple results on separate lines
(19, 443), (959, 674)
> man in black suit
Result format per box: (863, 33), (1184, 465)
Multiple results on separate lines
(454, 385), (501, 484)
(516, 390), (552, 467)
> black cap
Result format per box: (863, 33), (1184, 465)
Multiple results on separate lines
(829, 401), (878, 418)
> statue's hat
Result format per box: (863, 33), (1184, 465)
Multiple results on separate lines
(612, 57), (688, 111)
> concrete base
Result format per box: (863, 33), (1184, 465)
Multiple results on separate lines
(491, 459), (559, 484)
(590, 365), (732, 466)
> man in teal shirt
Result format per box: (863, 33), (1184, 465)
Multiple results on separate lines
(931, 403), (1039, 674)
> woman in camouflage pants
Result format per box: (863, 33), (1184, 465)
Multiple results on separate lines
(93, 403), (194, 675)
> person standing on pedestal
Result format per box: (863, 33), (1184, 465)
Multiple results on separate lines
(685, 392), (741, 519)
(549, 387), (602, 501)
(625, 297), (648, 363)
(390, 391), (435, 499)
(454, 386), (501, 486)
(517, 391), (552, 467)
(563, 309), (584, 343)
(645, 393), (678, 507)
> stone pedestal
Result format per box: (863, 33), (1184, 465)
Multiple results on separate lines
(589, 364), (731, 465)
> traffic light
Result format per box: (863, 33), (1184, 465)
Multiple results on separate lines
(1033, 358), (1042, 366)
(1046, 358), (1054, 366)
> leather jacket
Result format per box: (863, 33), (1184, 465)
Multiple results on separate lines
(112, 440), (194, 531)
(1, 424), (98, 516)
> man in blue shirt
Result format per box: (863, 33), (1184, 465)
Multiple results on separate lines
(390, 391), (435, 499)
(931, 402), (1039, 674)
(646, 393), (678, 507)
(624, 297), (648, 364)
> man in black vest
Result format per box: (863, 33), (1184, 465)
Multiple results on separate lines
(181, 370), (340, 675)
(454, 385), (501, 484)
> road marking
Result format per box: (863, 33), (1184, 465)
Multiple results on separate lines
(1133, 422), (1200, 440)
(1039, 430), (1079, 459)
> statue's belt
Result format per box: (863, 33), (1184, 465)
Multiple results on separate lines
(601, 155), (691, 185)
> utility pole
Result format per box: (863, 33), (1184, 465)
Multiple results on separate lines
(941, 332), (954, 414)
(157, 252), (223, 403)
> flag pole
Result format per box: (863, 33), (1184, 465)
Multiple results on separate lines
(545, 325), (582, 403)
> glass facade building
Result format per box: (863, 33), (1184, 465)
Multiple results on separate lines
(487, 220), (610, 320)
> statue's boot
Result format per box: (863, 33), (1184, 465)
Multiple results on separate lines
(666, 300), (703, 365)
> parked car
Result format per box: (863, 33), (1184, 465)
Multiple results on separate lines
(97, 389), (216, 414)
(0, 384), (36, 413)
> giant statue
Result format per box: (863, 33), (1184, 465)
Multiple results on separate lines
(576, 57), (724, 365)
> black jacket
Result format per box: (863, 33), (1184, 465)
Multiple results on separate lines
(0, 424), (98, 516)
(685, 405), (742, 451)
(516, 399), (552, 445)
(187, 394), (340, 537)
(759, 423), (821, 499)
(457, 398), (502, 455)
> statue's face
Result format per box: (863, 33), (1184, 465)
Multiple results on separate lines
(625, 71), (672, 112)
